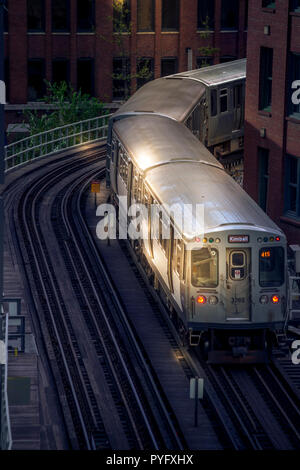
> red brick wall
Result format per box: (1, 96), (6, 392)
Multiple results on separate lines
(4, 0), (248, 105)
(244, 0), (300, 244)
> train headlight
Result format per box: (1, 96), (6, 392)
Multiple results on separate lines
(208, 295), (218, 305)
(259, 295), (269, 304)
(197, 295), (207, 305)
(257, 237), (262, 243)
(271, 295), (280, 304)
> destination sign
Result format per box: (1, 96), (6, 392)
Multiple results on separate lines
(228, 235), (249, 243)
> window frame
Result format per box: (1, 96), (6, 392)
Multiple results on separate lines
(285, 155), (300, 219)
(219, 88), (228, 114)
(221, 0), (239, 31)
(137, 0), (154, 32)
(290, 0), (300, 12)
(258, 147), (269, 212)
(77, 0), (95, 32)
(113, 0), (131, 33)
(52, 58), (70, 84)
(77, 57), (94, 96)
(113, 56), (131, 100)
(136, 57), (154, 89)
(162, 0), (180, 32)
(161, 57), (178, 77)
(52, 0), (70, 32)
(197, 0), (214, 31)
(288, 52), (300, 119)
(28, 58), (46, 101)
(27, 0), (45, 32)
(259, 46), (273, 112)
(262, 1), (276, 9)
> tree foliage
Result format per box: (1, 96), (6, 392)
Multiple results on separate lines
(23, 81), (107, 136)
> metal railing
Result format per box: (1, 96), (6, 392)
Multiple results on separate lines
(4, 113), (112, 172)
(0, 314), (12, 450)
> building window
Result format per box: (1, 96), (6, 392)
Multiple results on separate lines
(27, 0), (45, 32)
(197, 0), (214, 30)
(77, 59), (94, 95)
(285, 155), (300, 218)
(161, 58), (178, 77)
(288, 53), (300, 119)
(290, 0), (300, 12)
(259, 47), (273, 112)
(4, 0), (8, 32)
(52, 59), (69, 84)
(262, 1), (275, 8)
(113, 57), (131, 100)
(52, 0), (69, 32)
(136, 58), (154, 89)
(245, 0), (248, 30)
(220, 55), (237, 63)
(113, 0), (130, 32)
(221, 0), (239, 30)
(197, 56), (214, 68)
(4, 58), (9, 103)
(162, 0), (179, 31)
(137, 0), (154, 31)
(28, 59), (45, 101)
(77, 0), (94, 32)
(258, 147), (269, 212)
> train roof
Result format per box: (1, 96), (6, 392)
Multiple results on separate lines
(114, 77), (205, 123)
(113, 59), (246, 123)
(145, 161), (282, 239)
(113, 114), (223, 172)
(171, 59), (247, 87)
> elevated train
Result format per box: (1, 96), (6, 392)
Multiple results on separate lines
(106, 60), (288, 363)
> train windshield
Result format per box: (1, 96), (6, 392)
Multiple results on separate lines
(191, 248), (218, 288)
(259, 247), (284, 287)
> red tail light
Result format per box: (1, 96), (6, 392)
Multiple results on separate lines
(271, 295), (280, 304)
(197, 295), (207, 305)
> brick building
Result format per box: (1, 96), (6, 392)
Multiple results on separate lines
(3, 0), (248, 126)
(244, 0), (300, 244)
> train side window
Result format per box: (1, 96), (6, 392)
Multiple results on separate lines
(234, 84), (242, 108)
(159, 215), (168, 253)
(111, 138), (116, 162)
(119, 147), (129, 186)
(220, 88), (228, 113)
(211, 89), (217, 116)
(172, 238), (182, 276)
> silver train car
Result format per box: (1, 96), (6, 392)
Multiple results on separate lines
(110, 59), (246, 158)
(106, 62), (288, 363)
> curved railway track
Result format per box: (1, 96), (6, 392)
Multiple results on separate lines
(4, 143), (300, 451)
(7, 146), (187, 450)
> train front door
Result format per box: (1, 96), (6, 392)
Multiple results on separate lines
(225, 248), (251, 320)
